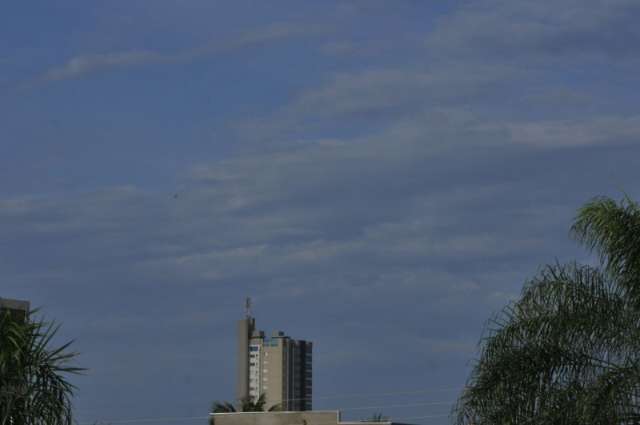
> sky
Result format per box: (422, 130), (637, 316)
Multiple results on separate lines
(2, 1), (640, 424)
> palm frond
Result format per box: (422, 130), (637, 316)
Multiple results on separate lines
(267, 403), (282, 412)
(211, 401), (236, 413)
(0, 309), (83, 425)
(571, 196), (640, 281)
(455, 263), (640, 425)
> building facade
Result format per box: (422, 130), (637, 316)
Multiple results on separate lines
(237, 312), (312, 411)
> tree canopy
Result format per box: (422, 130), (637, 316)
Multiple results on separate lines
(211, 394), (281, 413)
(455, 196), (640, 425)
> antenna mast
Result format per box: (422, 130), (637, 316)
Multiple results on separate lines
(245, 297), (252, 318)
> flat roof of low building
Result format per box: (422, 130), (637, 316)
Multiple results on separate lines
(0, 298), (30, 311)
(209, 410), (415, 425)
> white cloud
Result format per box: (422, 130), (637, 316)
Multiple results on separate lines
(320, 39), (396, 57)
(38, 22), (328, 82)
(426, 0), (640, 59)
(234, 65), (517, 146)
(43, 51), (163, 81)
(502, 116), (640, 147)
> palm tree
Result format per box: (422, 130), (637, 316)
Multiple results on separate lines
(211, 401), (237, 413)
(366, 412), (388, 422)
(211, 394), (281, 413)
(210, 395), (281, 425)
(455, 196), (640, 425)
(0, 309), (83, 425)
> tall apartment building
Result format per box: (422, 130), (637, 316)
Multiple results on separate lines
(237, 308), (312, 411)
(0, 297), (30, 323)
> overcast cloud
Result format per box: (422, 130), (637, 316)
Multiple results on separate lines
(2, 1), (639, 424)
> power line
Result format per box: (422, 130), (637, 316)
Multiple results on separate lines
(391, 413), (450, 421)
(80, 416), (208, 425)
(318, 388), (459, 400)
(77, 386), (462, 425)
(80, 411), (452, 425)
(75, 387), (463, 415)
(78, 399), (455, 425)
(270, 387), (462, 404)
(340, 401), (453, 412)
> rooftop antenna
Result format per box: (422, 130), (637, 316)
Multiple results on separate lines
(245, 297), (252, 318)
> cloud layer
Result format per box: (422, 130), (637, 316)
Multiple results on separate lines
(3, 1), (640, 425)
(40, 22), (327, 82)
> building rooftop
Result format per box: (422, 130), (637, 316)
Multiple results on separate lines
(209, 410), (417, 425)
(0, 297), (30, 311)
(0, 297), (30, 322)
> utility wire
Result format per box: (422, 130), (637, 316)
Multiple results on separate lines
(77, 386), (461, 425)
(261, 387), (462, 404)
(339, 401), (453, 412)
(76, 387), (462, 416)
(79, 400), (455, 425)
(80, 416), (208, 425)
(81, 411), (452, 425)
(390, 413), (450, 421)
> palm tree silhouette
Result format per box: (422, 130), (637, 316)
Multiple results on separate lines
(211, 394), (281, 413)
(456, 196), (640, 424)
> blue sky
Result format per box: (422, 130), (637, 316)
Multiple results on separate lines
(2, 1), (640, 424)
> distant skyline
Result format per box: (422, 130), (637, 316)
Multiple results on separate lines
(2, 1), (640, 425)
